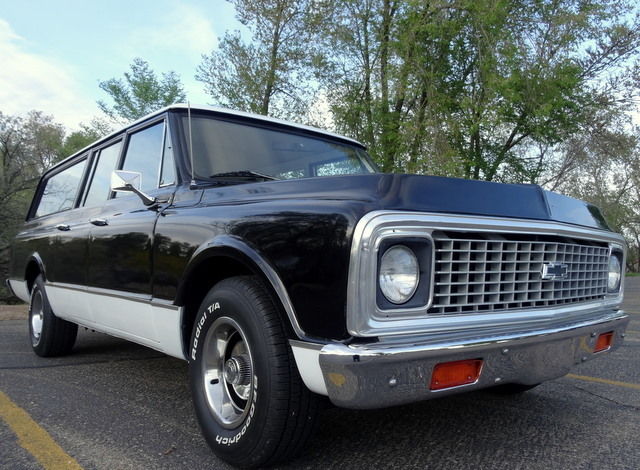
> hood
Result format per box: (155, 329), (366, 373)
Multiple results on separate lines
(199, 173), (611, 231)
(373, 174), (610, 230)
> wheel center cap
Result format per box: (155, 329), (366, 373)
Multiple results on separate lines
(224, 356), (251, 386)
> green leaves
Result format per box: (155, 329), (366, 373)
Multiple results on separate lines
(196, 0), (317, 120)
(311, 0), (640, 182)
(97, 58), (186, 123)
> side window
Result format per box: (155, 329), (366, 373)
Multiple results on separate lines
(35, 158), (87, 218)
(83, 141), (122, 207)
(120, 122), (165, 193)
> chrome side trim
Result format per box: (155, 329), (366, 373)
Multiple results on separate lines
(347, 211), (626, 337)
(46, 281), (180, 309)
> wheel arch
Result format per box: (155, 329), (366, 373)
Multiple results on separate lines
(25, 253), (46, 293)
(175, 235), (308, 359)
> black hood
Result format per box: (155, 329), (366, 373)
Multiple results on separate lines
(199, 173), (611, 231)
(372, 174), (610, 230)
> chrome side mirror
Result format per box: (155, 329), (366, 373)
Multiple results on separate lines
(110, 170), (157, 206)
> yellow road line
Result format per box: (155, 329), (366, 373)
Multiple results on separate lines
(0, 390), (83, 470)
(567, 374), (640, 391)
(626, 330), (640, 334)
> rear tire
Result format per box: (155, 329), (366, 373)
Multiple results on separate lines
(29, 275), (77, 357)
(189, 276), (320, 468)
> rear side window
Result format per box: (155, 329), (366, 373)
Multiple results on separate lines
(35, 159), (87, 218)
(120, 122), (165, 193)
(83, 141), (122, 207)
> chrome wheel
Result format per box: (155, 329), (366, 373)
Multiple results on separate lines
(202, 316), (254, 429)
(30, 289), (44, 346)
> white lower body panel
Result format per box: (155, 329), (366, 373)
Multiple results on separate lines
(7, 279), (30, 303)
(45, 283), (185, 360)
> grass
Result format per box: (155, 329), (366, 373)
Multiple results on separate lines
(626, 272), (640, 277)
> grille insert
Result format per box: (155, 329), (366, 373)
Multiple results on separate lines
(428, 232), (609, 315)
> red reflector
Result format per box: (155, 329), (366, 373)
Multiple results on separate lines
(430, 359), (483, 391)
(594, 332), (614, 353)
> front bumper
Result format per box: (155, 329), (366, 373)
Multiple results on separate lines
(310, 309), (628, 409)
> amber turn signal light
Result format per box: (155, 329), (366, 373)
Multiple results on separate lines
(594, 331), (614, 353)
(430, 359), (483, 391)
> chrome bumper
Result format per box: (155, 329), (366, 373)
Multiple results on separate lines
(314, 310), (628, 409)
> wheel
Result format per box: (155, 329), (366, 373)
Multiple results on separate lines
(490, 383), (540, 394)
(189, 276), (320, 468)
(29, 275), (78, 357)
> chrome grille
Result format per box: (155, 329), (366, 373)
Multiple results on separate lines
(428, 232), (609, 315)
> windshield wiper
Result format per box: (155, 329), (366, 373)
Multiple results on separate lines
(209, 170), (279, 181)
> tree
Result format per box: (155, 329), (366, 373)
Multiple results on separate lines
(60, 118), (112, 160)
(317, 0), (640, 177)
(541, 107), (640, 272)
(98, 58), (186, 123)
(0, 111), (66, 301)
(0, 111), (112, 301)
(196, 0), (319, 120)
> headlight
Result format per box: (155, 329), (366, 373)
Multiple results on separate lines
(608, 253), (622, 292)
(379, 245), (419, 304)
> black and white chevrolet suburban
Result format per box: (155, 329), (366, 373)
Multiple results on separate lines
(6, 105), (628, 468)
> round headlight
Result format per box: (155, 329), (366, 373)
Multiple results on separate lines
(379, 245), (420, 304)
(608, 254), (621, 292)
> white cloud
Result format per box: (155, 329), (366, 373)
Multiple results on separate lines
(128, 5), (218, 62)
(0, 19), (97, 129)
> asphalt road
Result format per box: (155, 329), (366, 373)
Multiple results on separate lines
(1, 279), (639, 470)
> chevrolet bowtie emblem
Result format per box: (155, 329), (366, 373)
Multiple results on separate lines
(541, 262), (569, 280)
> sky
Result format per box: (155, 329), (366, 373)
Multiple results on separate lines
(0, 0), (245, 129)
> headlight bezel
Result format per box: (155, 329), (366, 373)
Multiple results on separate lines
(378, 244), (420, 304)
(375, 236), (434, 312)
(607, 248), (624, 294)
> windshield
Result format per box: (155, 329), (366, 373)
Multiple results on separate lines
(183, 115), (375, 181)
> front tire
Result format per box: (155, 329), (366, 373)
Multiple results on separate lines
(29, 275), (78, 357)
(189, 276), (319, 468)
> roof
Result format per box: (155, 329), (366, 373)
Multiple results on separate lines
(51, 104), (366, 172)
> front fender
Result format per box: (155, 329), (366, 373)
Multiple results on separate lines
(176, 235), (309, 341)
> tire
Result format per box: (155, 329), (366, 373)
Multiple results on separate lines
(29, 275), (78, 357)
(189, 276), (320, 469)
(490, 383), (540, 394)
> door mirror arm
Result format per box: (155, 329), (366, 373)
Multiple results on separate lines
(123, 183), (157, 206)
(111, 170), (164, 207)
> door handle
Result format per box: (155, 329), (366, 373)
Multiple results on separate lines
(89, 218), (108, 226)
(55, 224), (70, 231)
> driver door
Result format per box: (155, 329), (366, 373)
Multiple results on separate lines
(85, 117), (177, 340)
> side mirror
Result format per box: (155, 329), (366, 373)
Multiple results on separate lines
(110, 170), (157, 206)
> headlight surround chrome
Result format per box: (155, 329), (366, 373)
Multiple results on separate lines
(607, 252), (622, 293)
(379, 245), (420, 304)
